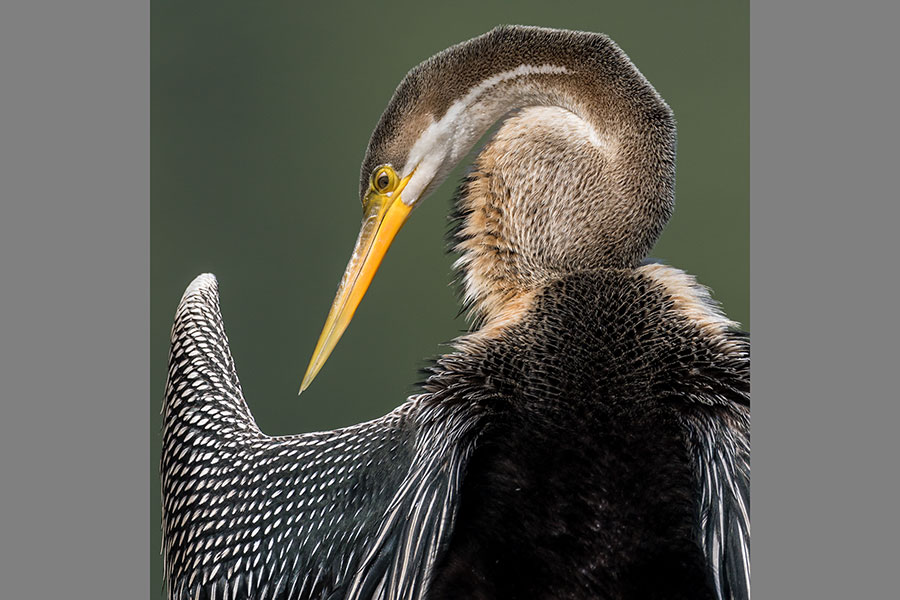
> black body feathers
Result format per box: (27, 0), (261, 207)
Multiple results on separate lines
(162, 267), (749, 599)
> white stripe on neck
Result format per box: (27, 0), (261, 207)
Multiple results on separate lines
(400, 64), (571, 206)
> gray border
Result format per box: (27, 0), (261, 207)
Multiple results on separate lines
(0, 1), (149, 598)
(1, 1), (898, 598)
(751, 0), (899, 598)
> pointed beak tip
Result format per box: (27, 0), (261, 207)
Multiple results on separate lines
(298, 366), (317, 396)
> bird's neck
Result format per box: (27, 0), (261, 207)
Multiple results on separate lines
(450, 167), (534, 332)
(450, 107), (595, 330)
(449, 83), (677, 329)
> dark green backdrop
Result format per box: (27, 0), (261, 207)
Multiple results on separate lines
(151, 1), (748, 595)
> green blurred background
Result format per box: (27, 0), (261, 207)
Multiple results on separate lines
(151, 1), (747, 595)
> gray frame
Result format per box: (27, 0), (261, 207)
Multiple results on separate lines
(0, 1), (897, 598)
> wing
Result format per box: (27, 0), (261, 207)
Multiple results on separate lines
(684, 406), (751, 600)
(161, 274), (480, 600)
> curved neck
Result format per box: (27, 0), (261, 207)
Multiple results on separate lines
(363, 27), (679, 333)
(394, 28), (676, 217)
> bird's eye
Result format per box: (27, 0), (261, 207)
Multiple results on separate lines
(371, 165), (398, 194)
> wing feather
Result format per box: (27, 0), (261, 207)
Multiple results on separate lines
(161, 274), (480, 600)
(685, 406), (751, 600)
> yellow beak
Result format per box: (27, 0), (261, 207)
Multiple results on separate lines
(299, 174), (414, 393)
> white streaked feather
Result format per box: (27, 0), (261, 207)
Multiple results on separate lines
(687, 411), (751, 600)
(162, 274), (478, 599)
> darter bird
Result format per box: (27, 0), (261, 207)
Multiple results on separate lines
(162, 25), (750, 600)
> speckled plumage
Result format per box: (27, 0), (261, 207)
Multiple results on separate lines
(162, 25), (749, 600)
(162, 275), (482, 599)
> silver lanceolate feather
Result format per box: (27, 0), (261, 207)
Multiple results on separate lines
(161, 274), (480, 600)
(686, 407), (751, 600)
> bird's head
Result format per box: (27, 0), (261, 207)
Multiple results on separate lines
(300, 26), (676, 392)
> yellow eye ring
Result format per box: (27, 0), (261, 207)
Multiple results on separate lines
(370, 165), (399, 194)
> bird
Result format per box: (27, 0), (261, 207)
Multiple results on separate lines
(161, 25), (750, 600)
